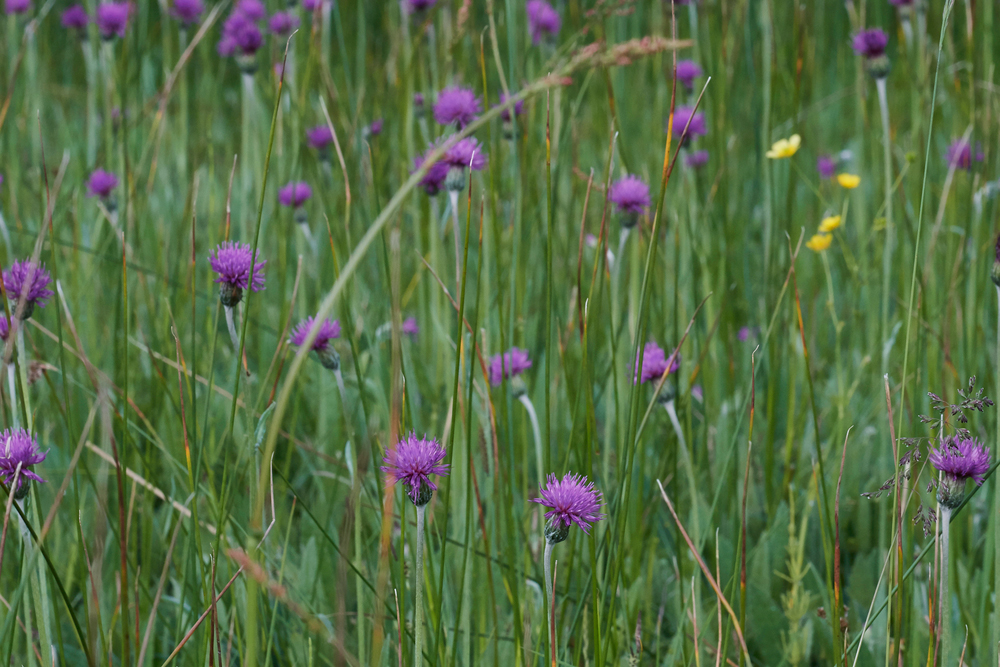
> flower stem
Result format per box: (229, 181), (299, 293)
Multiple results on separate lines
(663, 398), (687, 452)
(543, 540), (555, 666)
(449, 189), (461, 293)
(16, 326), (32, 431)
(519, 394), (544, 481)
(939, 507), (952, 665)
(6, 364), (16, 427)
(413, 503), (427, 666)
(995, 286), (1000, 653)
(875, 76), (894, 370)
(224, 305), (240, 352)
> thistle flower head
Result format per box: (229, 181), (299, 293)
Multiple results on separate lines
(0, 314), (9, 341)
(402, 0), (436, 14)
(61, 4), (88, 28)
(278, 181), (312, 208)
(365, 119), (384, 137)
(402, 317), (419, 336)
(526, 0), (560, 45)
(684, 149), (710, 169)
(488, 347), (532, 386)
(433, 87), (481, 128)
(670, 106), (707, 141)
(945, 139), (984, 171)
(532, 472), (606, 542)
(234, 0), (265, 21)
(95, 1), (129, 39)
(634, 341), (678, 384)
(852, 28), (888, 58)
(0, 428), (46, 497)
(306, 125), (334, 150)
(302, 0), (325, 11)
(609, 176), (651, 217)
(208, 242), (265, 306)
(817, 154), (837, 178)
(268, 10), (298, 35)
(675, 59), (702, 88)
(290, 316), (340, 352)
(3, 260), (53, 317)
(444, 137), (488, 171)
(86, 169), (118, 199)
(497, 92), (525, 122)
(930, 436), (991, 509)
(5, 0), (30, 15)
(172, 0), (203, 24)
(381, 433), (450, 506)
(413, 143), (451, 196)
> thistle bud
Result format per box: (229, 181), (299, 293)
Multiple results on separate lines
(866, 54), (891, 80)
(544, 517), (570, 545)
(445, 166), (467, 193)
(220, 282), (244, 308)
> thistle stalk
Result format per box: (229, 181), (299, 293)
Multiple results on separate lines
(875, 76), (893, 370)
(995, 285), (1000, 654)
(413, 503), (427, 666)
(224, 305), (240, 352)
(543, 540), (555, 664)
(939, 507), (952, 664)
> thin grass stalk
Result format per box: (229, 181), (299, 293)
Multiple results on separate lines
(875, 76), (893, 371)
(518, 394), (543, 481)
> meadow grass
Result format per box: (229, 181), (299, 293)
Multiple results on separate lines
(1, 0), (1000, 665)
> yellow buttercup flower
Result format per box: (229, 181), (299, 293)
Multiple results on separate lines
(806, 233), (832, 252)
(819, 215), (842, 233)
(837, 173), (861, 189)
(766, 134), (801, 159)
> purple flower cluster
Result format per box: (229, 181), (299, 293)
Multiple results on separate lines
(488, 347), (532, 386)
(684, 149), (710, 169)
(172, 0), (203, 24)
(609, 176), (651, 216)
(526, 0), (560, 45)
(931, 436), (991, 508)
(381, 433), (450, 506)
(268, 10), (299, 36)
(365, 119), (384, 137)
(61, 4), (89, 29)
(4, 0), (30, 15)
(670, 106), (707, 143)
(218, 0), (265, 59)
(0, 314), (9, 341)
(96, 1), (130, 39)
(3, 259), (53, 318)
(279, 181), (312, 208)
(634, 341), (679, 384)
(86, 169), (118, 199)
(0, 428), (46, 496)
(945, 139), (984, 171)
(532, 472), (605, 539)
(402, 0), (436, 14)
(290, 316), (340, 352)
(817, 154), (837, 178)
(402, 317), (419, 336)
(676, 60), (703, 89)
(852, 28), (888, 58)
(498, 92), (525, 122)
(307, 125), (334, 150)
(209, 241), (266, 306)
(414, 137), (488, 195)
(433, 87), (481, 129)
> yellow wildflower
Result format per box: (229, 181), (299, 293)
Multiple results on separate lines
(806, 233), (832, 252)
(819, 215), (842, 233)
(765, 134), (801, 159)
(837, 173), (861, 189)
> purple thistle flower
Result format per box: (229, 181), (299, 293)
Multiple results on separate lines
(445, 137), (488, 171)
(817, 154), (837, 178)
(381, 433), (450, 506)
(234, 0), (265, 21)
(526, 0), (560, 45)
(945, 138), (984, 171)
(402, 316), (419, 336)
(0, 314), (9, 341)
(852, 28), (888, 58)
(3, 260), (53, 318)
(62, 3), (89, 27)
(86, 169), (118, 199)
(488, 347), (532, 386)
(532, 472), (606, 540)
(268, 10), (299, 35)
(208, 242), (265, 306)
(302, 0), (324, 11)
(433, 87), (481, 129)
(670, 106), (707, 141)
(278, 181), (312, 208)
(95, 1), (129, 39)
(634, 341), (679, 384)
(497, 92), (525, 122)
(413, 144), (451, 196)
(609, 176), (651, 216)
(4, 0), (30, 15)
(0, 428), (46, 497)
(888, 0), (913, 5)
(737, 326), (759, 342)
(675, 59), (703, 89)
(930, 436), (991, 508)
(234, 21), (262, 54)
(684, 149), (710, 169)
(403, 0), (436, 13)
(366, 119), (384, 136)
(290, 316), (340, 351)
(172, 0), (203, 24)
(307, 125), (334, 150)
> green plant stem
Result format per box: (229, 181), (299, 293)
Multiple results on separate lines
(995, 285), (1000, 655)
(543, 539), (555, 667)
(413, 502), (426, 667)
(519, 394), (543, 482)
(939, 507), (951, 665)
(875, 76), (893, 372)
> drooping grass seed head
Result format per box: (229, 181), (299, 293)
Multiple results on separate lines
(381, 433), (450, 507)
(3, 260), (53, 320)
(610, 175), (651, 228)
(0, 428), (47, 500)
(209, 242), (266, 307)
(533, 472), (606, 544)
(433, 86), (481, 129)
(930, 436), (990, 510)
(290, 316), (341, 370)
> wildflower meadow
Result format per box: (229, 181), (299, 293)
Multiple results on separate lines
(2, 0), (1000, 664)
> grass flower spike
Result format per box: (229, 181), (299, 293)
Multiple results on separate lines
(766, 134), (800, 159)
